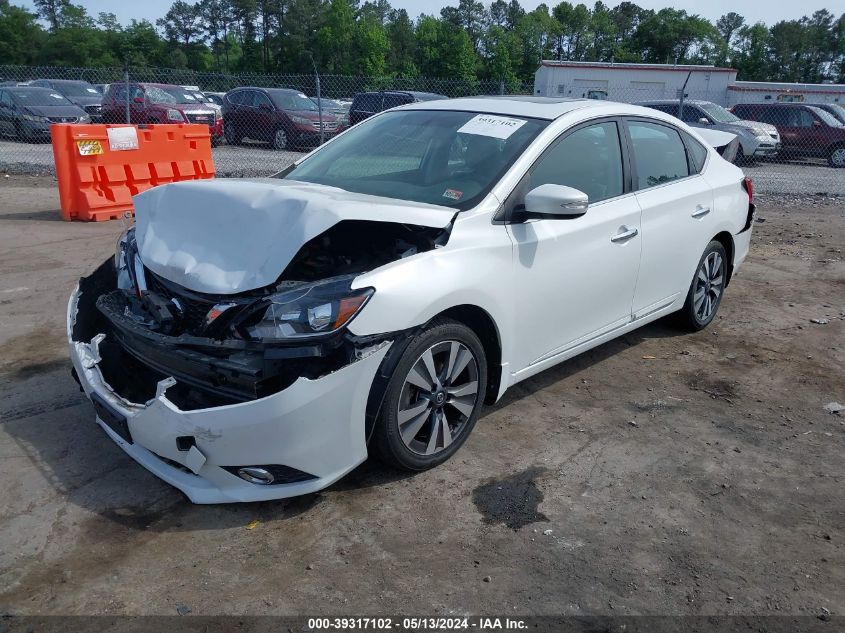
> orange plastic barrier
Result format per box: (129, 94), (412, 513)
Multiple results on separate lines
(50, 123), (215, 222)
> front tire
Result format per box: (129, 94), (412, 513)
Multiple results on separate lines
(224, 123), (241, 145)
(371, 319), (487, 471)
(676, 241), (728, 331)
(272, 127), (288, 150)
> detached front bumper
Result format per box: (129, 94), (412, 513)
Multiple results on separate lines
(67, 286), (391, 503)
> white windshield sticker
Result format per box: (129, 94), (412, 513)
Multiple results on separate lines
(107, 126), (139, 151)
(183, 94), (195, 100)
(86, 88), (98, 93)
(50, 93), (63, 99)
(457, 114), (526, 139)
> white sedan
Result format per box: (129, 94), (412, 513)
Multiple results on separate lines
(68, 97), (755, 503)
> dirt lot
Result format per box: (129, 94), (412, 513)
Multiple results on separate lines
(0, 176), (843, 619)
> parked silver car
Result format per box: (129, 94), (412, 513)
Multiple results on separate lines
(638, 99), (780, 163)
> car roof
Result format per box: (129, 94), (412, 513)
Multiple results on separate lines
(399, 96), (669, 121)
(636, 99), (715, 106)
(355, 90), (447, 100)
(36, 78), (91, 85)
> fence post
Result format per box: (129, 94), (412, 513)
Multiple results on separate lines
(123, 59), (130, 125)
(499, 79), (505, 95)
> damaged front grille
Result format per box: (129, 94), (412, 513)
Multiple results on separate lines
(146, 272), (225, 334)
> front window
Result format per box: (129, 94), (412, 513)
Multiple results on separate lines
(272, 92), (318, 111)
(529, 122), (623, 203)
(808, 107), (843, 127)
(9, 89), (72, 106)
(697, 102), (740, 123)
(278, 110), (547, 210)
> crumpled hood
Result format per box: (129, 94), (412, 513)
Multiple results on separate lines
(726, 120), (778, 135)
(134, 178), (455, 295)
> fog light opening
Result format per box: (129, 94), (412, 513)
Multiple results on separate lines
(237, 467), (275, 485)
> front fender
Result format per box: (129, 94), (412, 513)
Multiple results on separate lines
(347, 211), (514, 363)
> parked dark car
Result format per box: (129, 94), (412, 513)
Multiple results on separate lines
(731, 102), (845, 167)
(29, 79), (103, 122)
(348, 91), (447, 126)
(101, 82), (222, 142)
(221, 87), (341, 150)
(0, 86), (90, 141)
(810, 103), (845, 125)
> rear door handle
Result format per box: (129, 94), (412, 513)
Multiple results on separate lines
(611, 226), (639, 243)
(691, 206), (711, 218)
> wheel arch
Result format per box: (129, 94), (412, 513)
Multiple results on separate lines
(712, 231), (735, 286)
(363, 303), (504, 446)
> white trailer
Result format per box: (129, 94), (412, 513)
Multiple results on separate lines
(534, 61), (738, 105)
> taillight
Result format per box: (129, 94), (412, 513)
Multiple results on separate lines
(741, 176), (753, 204)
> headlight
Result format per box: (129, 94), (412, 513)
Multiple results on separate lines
(115, 226), (139, 293)
(167, 108), (185, 122)
(752, 128), (770, 138)
(289, 114), (315, 127)
(22, 113), (49, 122)
(245, 275), (373, 340)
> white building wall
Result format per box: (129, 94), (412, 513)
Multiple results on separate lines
(534, 62), (737, 105)
(727, 82), (845, 106)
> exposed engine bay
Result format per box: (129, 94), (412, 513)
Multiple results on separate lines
(72, 220), (449, 409)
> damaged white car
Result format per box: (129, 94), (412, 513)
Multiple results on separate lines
(68, 97), (755, 503)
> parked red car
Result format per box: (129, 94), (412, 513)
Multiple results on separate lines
(221, 87), (341, 150)
(731, 103), (845, 168)
(101, 82), (223, 144)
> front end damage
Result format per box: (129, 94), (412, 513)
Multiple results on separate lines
(69, 217), (449, 503)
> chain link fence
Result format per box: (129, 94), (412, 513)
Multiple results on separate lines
(1, 64), (843, 195)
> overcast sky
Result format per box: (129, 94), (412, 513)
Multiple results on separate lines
(20, 0), (845, 28)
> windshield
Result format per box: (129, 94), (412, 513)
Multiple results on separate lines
(824, 104), (845, 123)
(809, 106), (844, 127)
(10, 88), (72, 106)
(153, 86), (205, 104)
(55, 82), (98, 97)
(698, 102), (740, 123)
(278, 109), (548, 210)
(272, 92), (318, 111)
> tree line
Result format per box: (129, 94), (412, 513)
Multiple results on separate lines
(1, 0), (843, 85)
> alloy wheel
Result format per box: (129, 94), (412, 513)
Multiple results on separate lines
(397, 340), (480, 456)
(274, 128), (288, 150)
(831, 147), (845, 168)
(693, 251), (724, 322)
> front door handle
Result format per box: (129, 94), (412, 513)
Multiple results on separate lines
(691, 205), (711, 218)
(611, 226), (639, 243)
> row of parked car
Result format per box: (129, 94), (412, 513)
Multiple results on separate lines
(0, 77), (446, 150)
(2, 76), (844, 166)
(636, 99), (845, 168)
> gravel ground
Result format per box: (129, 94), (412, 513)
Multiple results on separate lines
(1, 136), (844, 195)
(0, 178), (843, 621)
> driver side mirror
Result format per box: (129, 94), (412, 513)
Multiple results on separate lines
(523, 184), (589, 218)
(259, 102), (272, 111)
(812, 119), (822, 127)
(698, 117), (711, 125)
(133, 96), (144, 103)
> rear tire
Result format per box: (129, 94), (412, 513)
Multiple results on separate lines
(224, 123), (241, 145)
(828, 145), (845, 168)
(371, 318), (487, 471)
(676, 241), (728, 331)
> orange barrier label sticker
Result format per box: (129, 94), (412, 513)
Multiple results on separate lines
(76, 139), (104, 155)
(107, 127), (139, 151)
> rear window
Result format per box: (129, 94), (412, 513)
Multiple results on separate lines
(627, 120), (690, 190)
(352, 94), (381, 112)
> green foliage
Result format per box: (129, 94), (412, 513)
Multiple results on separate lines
(1, 0), (844, 86)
